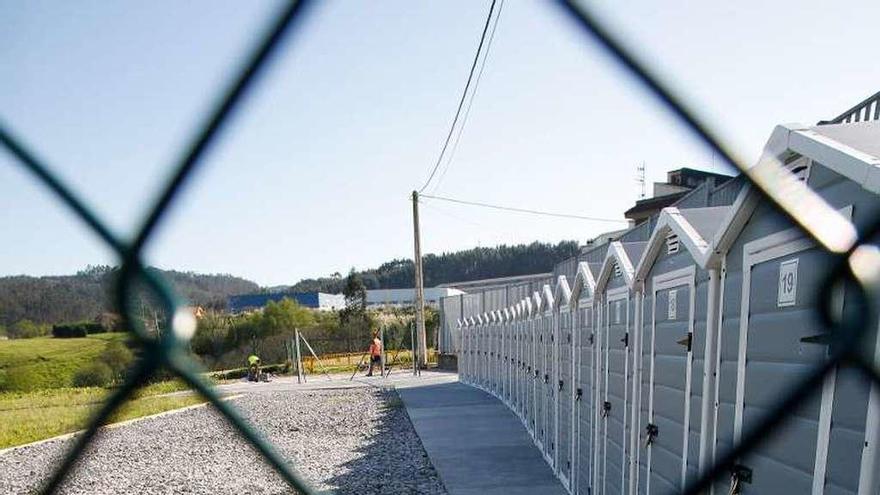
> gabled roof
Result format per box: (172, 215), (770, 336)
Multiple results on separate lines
(570, 262), (597, 304)
(522, 297), (532, 317)
(467, 316), (475, 326)
(553, 276), (572, 310)
(595, 241), (641, 294)
(532, 292), (542, 314)
(456, 318), (462, 328)
(633, 206), (730, 282)
(710, 121), (879, 255)
(541, 284), (555, 313)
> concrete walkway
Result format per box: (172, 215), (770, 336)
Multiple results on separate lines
(398, 379), (567, 495)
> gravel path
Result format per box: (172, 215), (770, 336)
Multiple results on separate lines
(0, 387), (447, 495)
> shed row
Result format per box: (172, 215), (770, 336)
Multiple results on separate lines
(459, 121), (880, 495)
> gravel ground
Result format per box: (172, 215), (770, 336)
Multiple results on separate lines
(0, 387), (447, 495)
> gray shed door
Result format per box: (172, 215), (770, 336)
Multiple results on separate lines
(646, 283), (693, 494)
(528, 320), (535, 433)
(546, 315), (557, 463)
(537, 317), (546, 447)
(558, 311), (574, 484)
(604, 293), (631, 495)
(738, 247), (832, 494)
(576, 306), (596, 495)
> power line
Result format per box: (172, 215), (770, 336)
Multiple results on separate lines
(419, 0), (498, 193)
(419, 193), (628, 223)
(431, 0), (505, 194)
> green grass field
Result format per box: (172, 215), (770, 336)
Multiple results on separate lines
(0, 336), (215, 448)
(0, 381), (206, 449)
(0, 333), (129, 391)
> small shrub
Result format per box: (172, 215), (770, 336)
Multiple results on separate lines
(73, 362), (113, 388)
(100, 340), (134, 382)
(52, 324), (86, 338)
(9, 320), (50, 339)
(52, 321), (105, 338)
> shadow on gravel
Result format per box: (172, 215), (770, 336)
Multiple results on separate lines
(324, 388), (446, 495)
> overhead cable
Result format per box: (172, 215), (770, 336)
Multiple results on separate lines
(419, 0), (498, 193)
(431, 0), (506, 194)
(419, 193), (628, 223)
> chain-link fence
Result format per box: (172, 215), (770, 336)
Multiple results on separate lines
(1, 1), (878, 494)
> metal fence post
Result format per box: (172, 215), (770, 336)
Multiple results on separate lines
(295, 328), (304, 384)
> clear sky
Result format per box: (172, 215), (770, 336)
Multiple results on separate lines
(2, 1), (878, 286)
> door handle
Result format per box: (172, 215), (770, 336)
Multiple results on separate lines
(601, 401), (611, 418)
(800, 333), (832, 346)
(676, 332), (693, 352)
(644, 423), (658, 448)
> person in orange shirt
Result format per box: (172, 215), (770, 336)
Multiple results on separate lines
(366, 332), (382, 377)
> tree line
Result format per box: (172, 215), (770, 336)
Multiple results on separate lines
(0, 265), (258, 332)
(290, 240), (579, 292)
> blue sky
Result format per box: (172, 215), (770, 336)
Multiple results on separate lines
(2, 1), (878, 286)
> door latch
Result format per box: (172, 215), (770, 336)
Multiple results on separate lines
(676, 332), (693, 352)
(575, 388), (583, 401)
(644, 423), (658, 448)
(544, 374), (550, 384)
(601, 401), (611, 418)
(558, 380), (564, 391)
(800, 332), (832, 346)
(621, 332), (629, 347)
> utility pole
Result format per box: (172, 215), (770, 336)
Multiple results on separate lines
(412, 190), (428, 368)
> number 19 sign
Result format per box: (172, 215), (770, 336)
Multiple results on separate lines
(777, 258), (799, 307)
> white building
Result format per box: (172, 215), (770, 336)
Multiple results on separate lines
(366, 288), (465, 308)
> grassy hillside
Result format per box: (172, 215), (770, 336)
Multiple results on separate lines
(0, 265), (259, 327)
(0, 333), (128, 391)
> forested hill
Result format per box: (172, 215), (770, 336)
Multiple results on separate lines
(290, 241), (580, 292)
(0, 266), (258, 326)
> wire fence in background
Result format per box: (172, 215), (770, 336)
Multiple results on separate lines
(0, 1), (876, 494)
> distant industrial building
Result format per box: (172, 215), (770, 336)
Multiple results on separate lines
(366, 288), (465, 308)
(624, 167), (734, 225)
(227, 292), (345, 313)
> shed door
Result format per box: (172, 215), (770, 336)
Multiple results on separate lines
(645, 277), (694, 494)
(501, 321), (513, 405)
(603, 291), (632, 495)
(558, 310), (574, 485)
(576, 305), (596, 495)
(547, 314), (558, 465)
(536, 317), (546, 448)
(736, 245), (834, 495)
(527, 319), (535, 434)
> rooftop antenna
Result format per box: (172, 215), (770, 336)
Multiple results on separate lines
(636, 162), (646, 199)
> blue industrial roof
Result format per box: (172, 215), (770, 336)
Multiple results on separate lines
(228, 292), (321, 313)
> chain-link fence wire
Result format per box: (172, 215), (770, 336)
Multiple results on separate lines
(0, 0), (878, 494)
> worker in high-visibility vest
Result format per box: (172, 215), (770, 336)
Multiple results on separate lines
(247, 354), (261, 382)
(366, 333), (382, 377)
